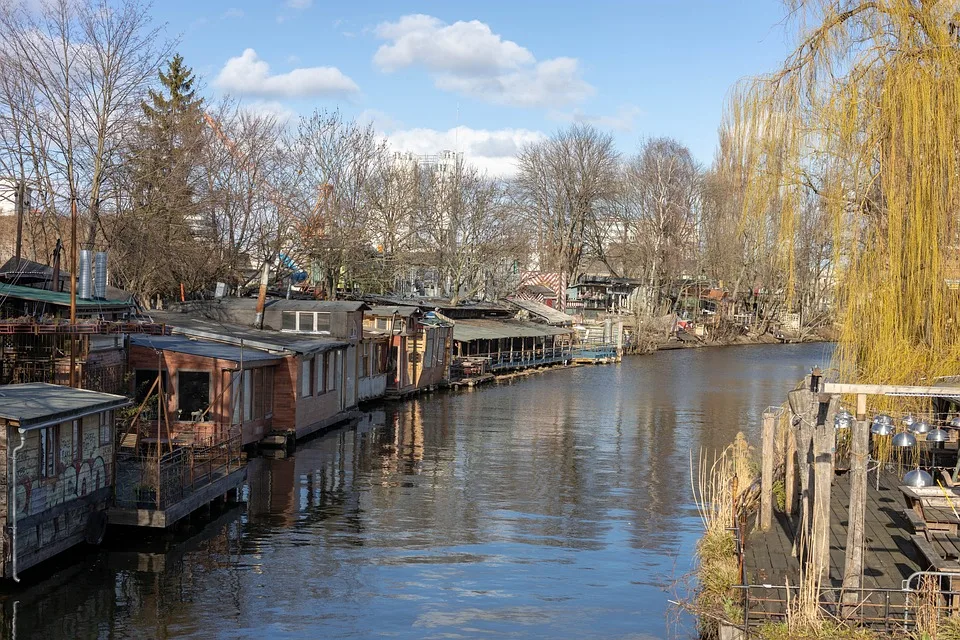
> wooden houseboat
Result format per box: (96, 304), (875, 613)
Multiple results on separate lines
(0, 383), (130, 579)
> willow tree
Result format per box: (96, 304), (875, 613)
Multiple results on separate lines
(732, 0), (960, 384)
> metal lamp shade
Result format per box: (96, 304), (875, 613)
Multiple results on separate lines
(871, 415), (894, 436)
(927, 428), (949, 443)
(892, 431), (917, 448)
(903, 414), (917, 428)
(910, 420), (932, 435)
(951, 416), (960, 429)
(835, 410), (854, 430)
(903, 468), (934, 488)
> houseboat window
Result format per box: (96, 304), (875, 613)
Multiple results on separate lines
(178, 371), (211, 419)
(39, 426), (57, 478)
(314, 354), (327, 395)
(325, 352), (335, 392)
(281, 311), (297, 331)
(375, 317), (389, 331)
(264, 368), (274, 415)
(424, 335), (434, 368)
(253, 368), (265, 419)
(244, 370), (253, 421)
(134, 369), (168, 402)
(100, 410), (113, 446)
(362, 343), (371, 377)
(314, 312), (330, 332)
(298, 313), (316, 332)
(301, 358), (312, 397)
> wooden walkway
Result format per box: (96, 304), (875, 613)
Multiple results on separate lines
(746, 470), (922, 588)
(742, 470), (927, 627)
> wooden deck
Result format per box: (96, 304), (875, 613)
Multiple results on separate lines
(746, 469), (923, 589)
(107, 467), (246, 528)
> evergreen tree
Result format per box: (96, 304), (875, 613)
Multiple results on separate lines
(111, 55), (210, 303)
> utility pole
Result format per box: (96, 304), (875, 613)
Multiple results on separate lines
(69, 196), (78, 388)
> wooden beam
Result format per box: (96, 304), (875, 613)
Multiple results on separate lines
(841, 417), (870, 613)
(811, 394), (839, 581)
(785, 417), (797, 517)
(824, 383), (960, 397)
(760, 411), (776, 530)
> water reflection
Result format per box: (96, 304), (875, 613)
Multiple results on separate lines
(0, 343), (831, 639)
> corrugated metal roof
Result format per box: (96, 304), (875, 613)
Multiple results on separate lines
(130, 335), (282, 364)
(507, 298), (573, 325)
(453, 319), (574, 342)
(149, 312), (349, 355)
(0, 382), (130, 427)
(0, 282), (132, 308)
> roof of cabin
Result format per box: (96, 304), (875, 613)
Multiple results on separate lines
(0, 281), (132, 309)
(149, 311), (348, 355)
(366, 305), (422, 318)
(452, 318), (574, 342)
(0, 257), (134, 302)
(130, 334), (283, 364)
(0, 383), (130, 428)
(506, 298), (573, 325)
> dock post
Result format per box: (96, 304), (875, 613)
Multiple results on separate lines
(760, 411), (775, 531)
(785, 416), (797, 517)
(811, 389), (838, 581)
(788, 376), (815, 558)
(841, 395), (869, 612)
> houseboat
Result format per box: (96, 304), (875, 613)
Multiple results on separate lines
(0, 383), (130, 579)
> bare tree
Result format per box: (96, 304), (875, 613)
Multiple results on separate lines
(514, 124), (620, 283)
(624, 137), (701, 312)
(291, 109), (385, 298)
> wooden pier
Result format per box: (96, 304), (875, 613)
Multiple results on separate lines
(730, 378), (960, 635)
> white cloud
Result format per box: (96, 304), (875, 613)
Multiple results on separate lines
(386, 126), (545, 177)
(286, 0), (313, 8)
(215, 49), (359, 98)
(222, 7), (244, 19)
(373, 14), (592, 108)
(241, 100), (297, 124)
(357, 108), (403, 132)
(549, 105), (644, 133)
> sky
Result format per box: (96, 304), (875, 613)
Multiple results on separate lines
(149, 1), (797, 176)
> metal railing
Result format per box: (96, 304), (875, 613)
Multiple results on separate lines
(114, 432), (243, 511)
(734, 581), (960, 632)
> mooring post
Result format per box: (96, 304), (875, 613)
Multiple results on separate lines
(785, 415), (797, 517)
(760, 411), (776, 531)
(811, 380), (838, 582)
(788, 374), (815, 558)
(841, 394), (869, 612)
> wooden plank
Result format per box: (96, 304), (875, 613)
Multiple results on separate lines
(761, 412), (775, 530)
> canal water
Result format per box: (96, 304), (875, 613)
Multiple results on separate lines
(0, 343), (832, 639)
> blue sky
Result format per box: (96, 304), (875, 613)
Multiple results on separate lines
(151, 1), (795, 174)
